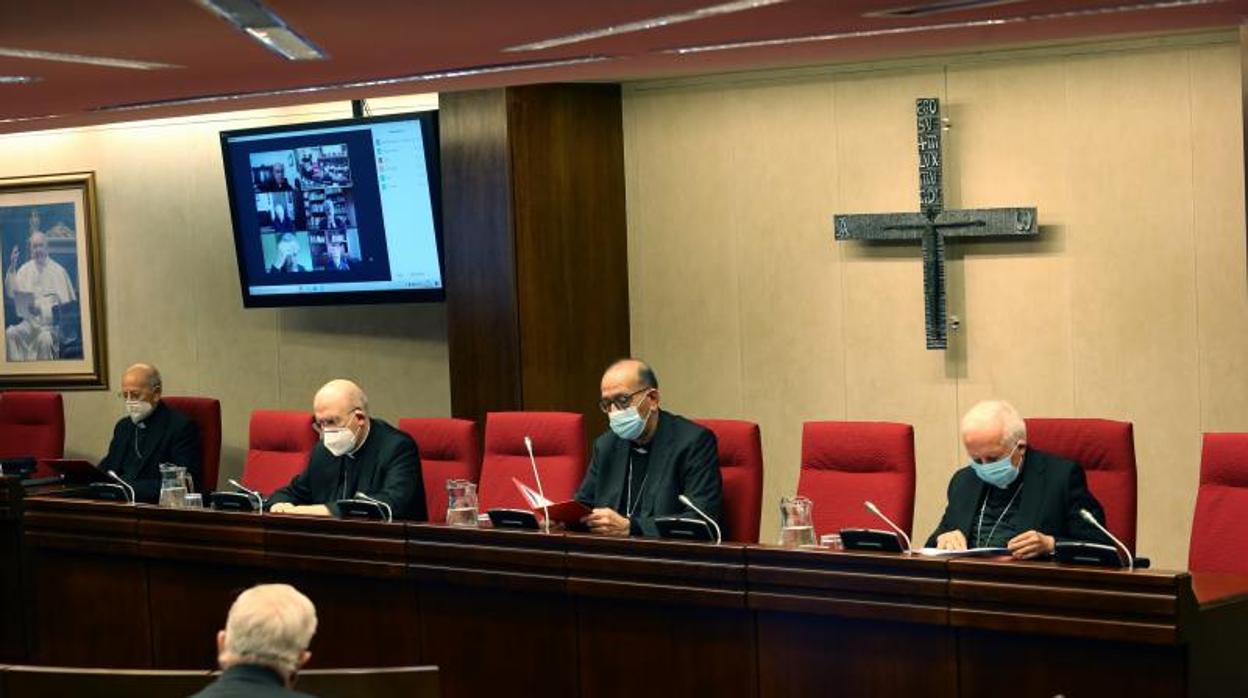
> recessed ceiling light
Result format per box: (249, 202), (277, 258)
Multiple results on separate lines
(92, 55), (614, 113)
(504, 0), (792, 52)
(663, 0), (1226, 55)
(0, 113), (61, 125)
(0, 75), (40, 84)
(0, 47), (177, 70)
(197, 0), (327, 60)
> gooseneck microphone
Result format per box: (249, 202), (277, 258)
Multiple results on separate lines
(355, 491), (393, 524)
(524, 436), (551, 533)
(1080, 508), (1134, 571)
(864, 500), (913, 553)
(678, 494), (722, 545)
(108, 470), (136, 505)
(228, 478), (265, 513)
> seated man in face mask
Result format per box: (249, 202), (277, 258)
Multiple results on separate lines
(927, 399), (1113, 559)
(268, 379), (425, 520)
(574, 358), (723, 537)
(98, 363), (201, 503)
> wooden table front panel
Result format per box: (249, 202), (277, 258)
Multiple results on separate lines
(568, 535), (754, 698)
(140, 506), (268, 669)
(409, 525), (575, 698)
(0, 478), (25, 662)
(749, 547), (956, 698)
(22, 497), (150, 667)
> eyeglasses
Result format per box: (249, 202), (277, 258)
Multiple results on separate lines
(970, 440), (1021, 465)
(597, 388), (651, 414)
(313, 411), (359, 433)
(116, 391), (147, 401)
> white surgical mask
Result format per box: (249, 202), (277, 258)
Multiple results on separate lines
(322, 426), (356, 457)
(125, 399), (154, 424)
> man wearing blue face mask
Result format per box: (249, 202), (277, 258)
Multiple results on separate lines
(927, 400), (1112, 559)
(574, 359), (723, 537)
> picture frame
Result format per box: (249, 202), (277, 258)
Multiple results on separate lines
(0, 172), (107, 389)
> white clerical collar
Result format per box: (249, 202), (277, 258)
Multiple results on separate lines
(346, 418), (371, 458)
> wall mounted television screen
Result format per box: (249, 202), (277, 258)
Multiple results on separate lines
(219, 110), (443, 307)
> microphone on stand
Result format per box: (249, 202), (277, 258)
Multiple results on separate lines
(107, 470), (136, 505)
(864, 500), (912, 553)
(227, 478), (265, 513)
(355, 491), (393, 524)
(677, 494), (722, 545)
(1079, 508), (1134, 571)
(524, 436), (550, 533)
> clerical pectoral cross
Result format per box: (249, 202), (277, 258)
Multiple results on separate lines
(834, 98), (1038, 350)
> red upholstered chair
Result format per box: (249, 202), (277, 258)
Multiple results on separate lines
(1189, 433), (1248, 574)
(398, 417), (481, 523)
(796, 421), (916, 541)
(161, 396), (222, 494)
(1024, 418), (1137, 553)
(478, 412), (586, 512)
(241, 409), (318, 497)
(0, 391), (65, 478)
(693, 419), (763, 543)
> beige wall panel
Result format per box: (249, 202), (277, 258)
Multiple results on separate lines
(730, 81), (841, 543)
(1190, 45), (1248, 435)
(182, 127), (283, 477)
(1063, 49), (1203, 568)
(833, 70), (961, 542)
(0, 99), (450, 489)
(944, 59), (1076, 430)
(623, 88), (743, 416)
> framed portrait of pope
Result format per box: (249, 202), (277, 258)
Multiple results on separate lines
(0, 172), (106, 389)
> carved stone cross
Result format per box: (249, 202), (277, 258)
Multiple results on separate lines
(834, 98), (1039, 350)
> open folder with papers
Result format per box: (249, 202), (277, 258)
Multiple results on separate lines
(512, 477), (591, 524)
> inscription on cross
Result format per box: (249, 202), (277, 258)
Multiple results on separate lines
(834, 97), (1039, 350)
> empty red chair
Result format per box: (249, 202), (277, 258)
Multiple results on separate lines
(398, 417), (480, 523)
(1025, 418), (1137, 553)
(478, 412), (585, 512)
(241, 409), (318, 497)
(162, 396), (222, 494)
(796, 421), (916, 541)
(694, 419), (763, 543)
(0, 391), (64, 478)
(1189, 433), (1248, 574)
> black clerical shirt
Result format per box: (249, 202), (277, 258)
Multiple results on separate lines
(619, 446), (651, 533)
(972, 477), (1025, 548)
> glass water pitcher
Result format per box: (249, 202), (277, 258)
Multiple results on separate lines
(778, 495), (816, 547)
(158, 463), (194, 508)
(446, 479), (479, 527)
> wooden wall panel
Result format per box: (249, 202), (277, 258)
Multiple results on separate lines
(510, 84), (629, 439)
(441, 89), (523, 423)
(442, 85), (629, 441)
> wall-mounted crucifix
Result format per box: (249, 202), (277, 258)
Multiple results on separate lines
(834, 98), (1039, 350)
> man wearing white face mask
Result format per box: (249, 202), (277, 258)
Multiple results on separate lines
(926, 399), (1113, 559)
(268, 379), (425, 520)
(98, 363), (201, 503)
(574, 359), (723, 537)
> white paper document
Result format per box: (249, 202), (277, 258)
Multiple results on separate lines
(916, 547), (1010, 558)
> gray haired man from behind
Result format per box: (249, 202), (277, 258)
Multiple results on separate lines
(190, 584), (318, 697)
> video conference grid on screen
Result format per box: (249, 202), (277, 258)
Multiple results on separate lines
(221, 113), (443, 305)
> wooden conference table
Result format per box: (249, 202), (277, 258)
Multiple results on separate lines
(2, 478), (1246, 697)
